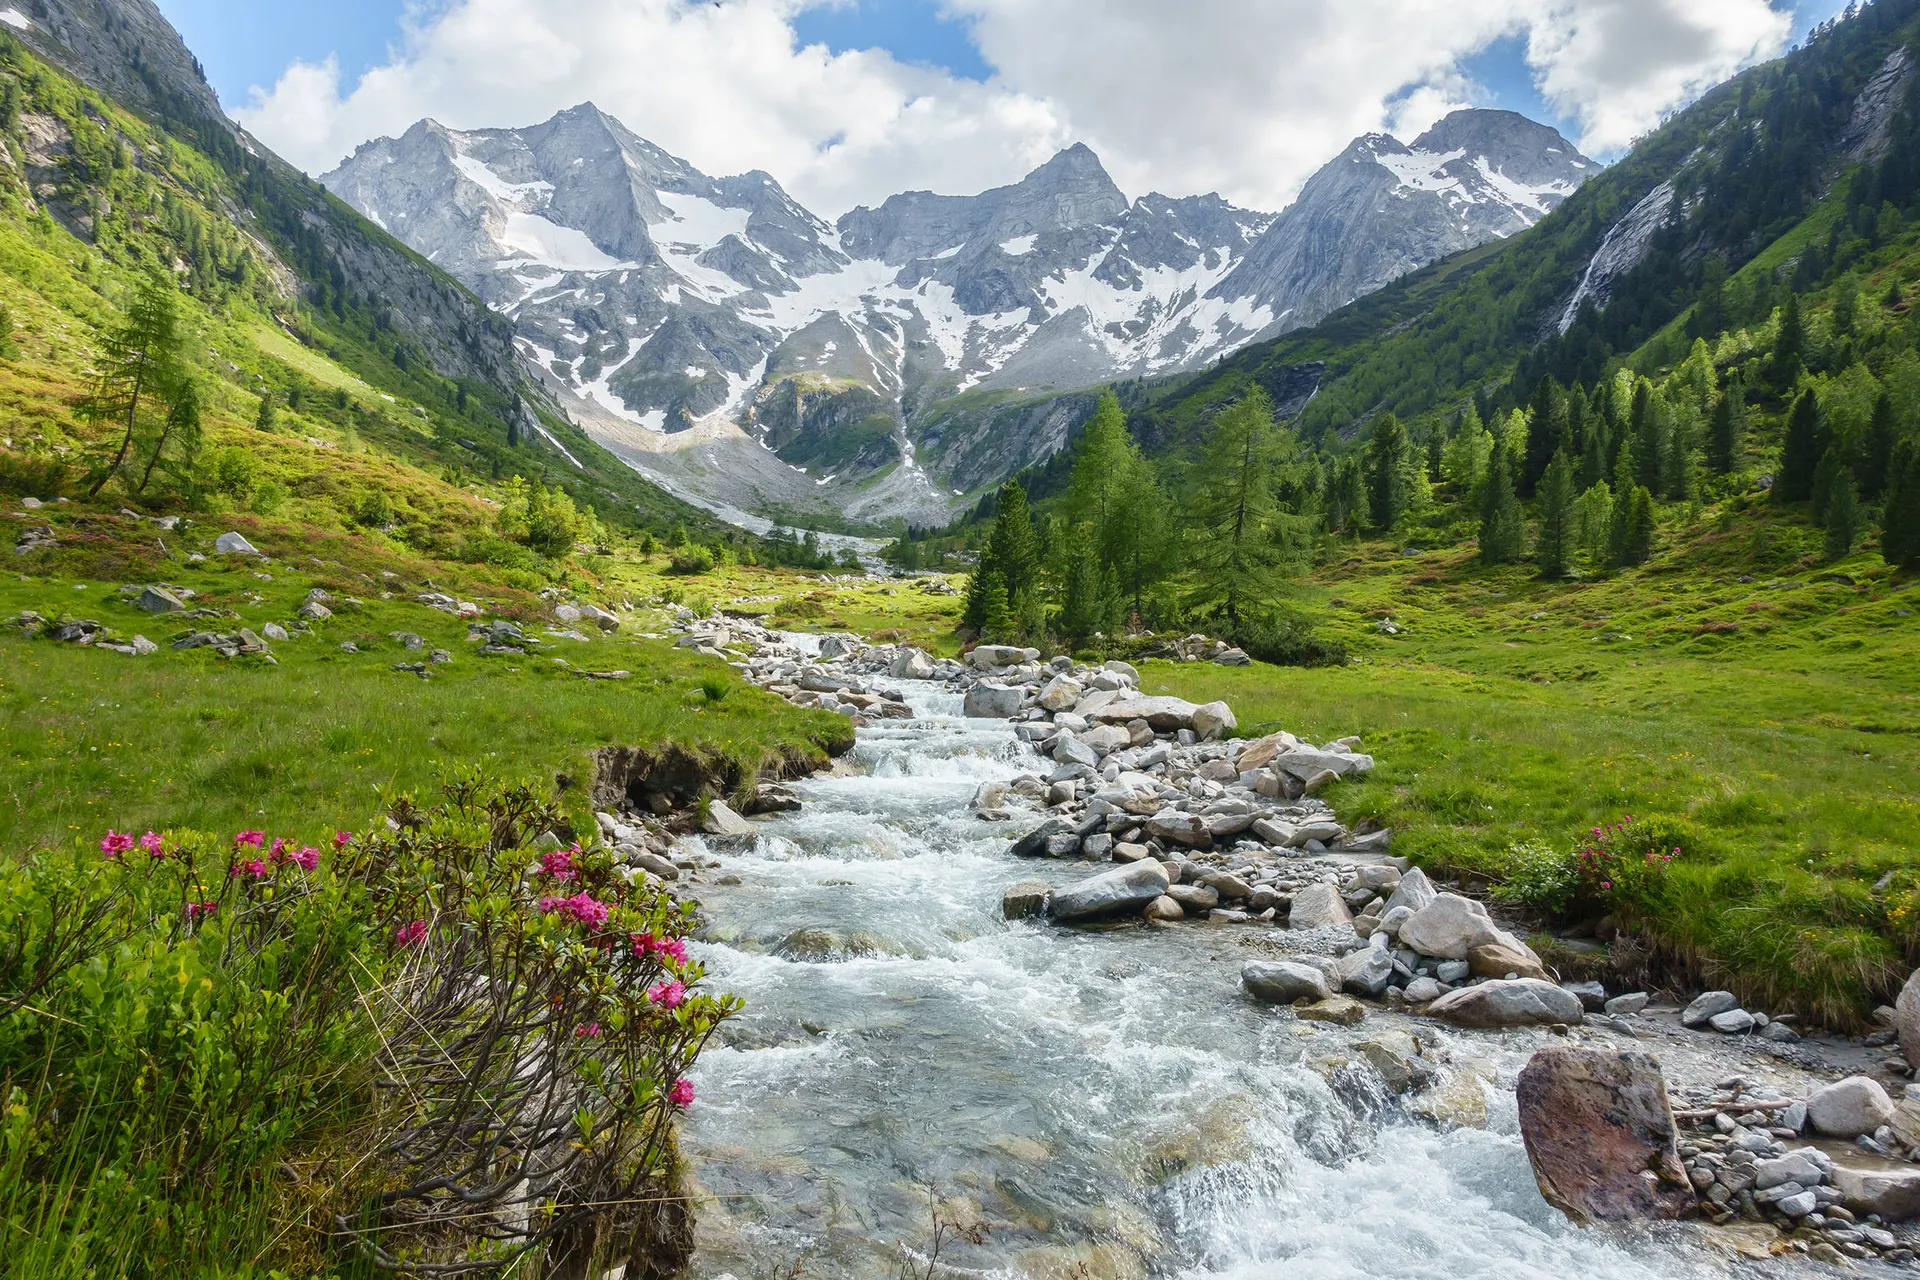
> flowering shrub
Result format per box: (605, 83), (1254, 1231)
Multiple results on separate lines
(0, 773), (733, 1277)
(1490, 817), (1681, 919)
(1574, 815), (1681, 915)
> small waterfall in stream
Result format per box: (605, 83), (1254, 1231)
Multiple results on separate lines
(677, 683), (1743, 1279)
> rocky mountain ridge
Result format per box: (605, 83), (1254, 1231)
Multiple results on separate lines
(324, 104), (1592, 524)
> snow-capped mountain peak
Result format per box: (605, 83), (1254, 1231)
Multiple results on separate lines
(322, 105), (1592, 524)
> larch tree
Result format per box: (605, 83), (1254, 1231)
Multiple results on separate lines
(84, 269), (187, 498)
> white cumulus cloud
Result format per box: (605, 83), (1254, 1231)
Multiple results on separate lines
(233, 0), (1801, 216)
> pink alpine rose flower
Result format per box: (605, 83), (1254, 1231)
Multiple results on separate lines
(647, 980), (686, 1010)
(394, 920), (428, 948)
(234, 830), (265, 849)
(668, 1078), (694, 1108)
(139, 831), (166, 858)
(290, 846), (320, 872)
(100, 830), (134, 858)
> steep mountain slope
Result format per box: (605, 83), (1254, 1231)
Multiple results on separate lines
(0, 0), (741, 541)
(324, 105), (1589, 525)
(1135, 0), (1920, 453)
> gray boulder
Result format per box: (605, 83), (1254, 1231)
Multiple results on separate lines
(1145, 810), (1212, 849)
(1088, 696), (1201, 731)
(1010, 818), (1074, 858)
(1338, 943), (1395, 997)
(1002, 880), (1052, 920)
(1396, 894), (1499, 960)
(1807, 1076), (1896, 1138)
(1048, 862), (1171, 923)
(1382, 867), (1438, 915)
(1835, 1165), (1920, 1221)
(1680, 991), (1739, 1028)
(215, 531), (260, 556)
(1191, 701), (1236, 740)
(1052, 735), (1100, 769)
(1288, 882), (1352, 929)
(1427, 979), (1584, 1028)
(134, 586), (186, 613)
(700, 800), (757, 838)
(1242, 960), (1333, 1004)
(963, 682), (1025, 719)
(1037, 675), (1083, 712)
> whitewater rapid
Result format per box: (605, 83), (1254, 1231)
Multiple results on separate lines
(678, 684), (1742, 1279)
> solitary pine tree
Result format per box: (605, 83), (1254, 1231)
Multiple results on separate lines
(1536, 449), (1577, 580)
(84, 269), (186, 497)
(255, 390), (277, 432)
(1478, 445), (1526, 564)
(1776, 391), (1827, 503)
(1884, 438), (1920, 569)
(1825, 468), (1863, 562)
(134, 377), (202, 495)
(1363, 413), (1413, 530)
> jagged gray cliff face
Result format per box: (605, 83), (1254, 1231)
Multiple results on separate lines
(1220, 111), (1594, 338)
(324, 104), (1591, 523)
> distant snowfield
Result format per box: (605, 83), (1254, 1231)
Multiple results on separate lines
(0, 9), (29, 31)
(652, 191), (751, 249)
(501, 213), (630, 272)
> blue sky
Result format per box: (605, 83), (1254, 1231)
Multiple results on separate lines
(159, 0), (1850, 115)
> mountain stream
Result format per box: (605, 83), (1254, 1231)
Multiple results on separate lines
(678, 683), (1757, 1279)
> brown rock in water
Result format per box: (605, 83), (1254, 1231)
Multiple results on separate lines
(1515, 1046), (1694, 1224)
(1468, 937), (1549, 982)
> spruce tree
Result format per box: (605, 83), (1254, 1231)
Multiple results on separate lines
(962, 544), (997, 632)
(1066, 391), (1169, 618)
(1862, 391), (1896, 499)
(1535, 449), (1577, 579)
(978, 569), (1015, 642)
(1628, 380), (1662, 493)
(1812, 445), (1844, 520)
(1057, 524), (1117, 642)
(1773, 292), (1804, 389)
(1363, 413), (1412, 530)
(255, 391), (277, 432)
(1707, 377), (1744, 474)
(1626, 487), (1656, 565)
(1824, 468), (1863, 562)
(1884, 438), (1920, 569)
(1776, 391), (1827, 503)
(1478, 445), (1526, 564)
(987, 480), (1039, 603)
(1522, 375), (1568, 496)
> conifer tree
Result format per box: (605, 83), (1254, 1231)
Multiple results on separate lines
(1707, 376), (1744, 474)
(1186, 388), (1298, 625)
(987, 480), (1039, 604)
(963, 545), (996, 632)
(1628, 380), (1662, 493)
(1536, 449), (1577, 579)
(1773, 292), (1804, 389)
(1522, 375), (1568, 496)
(1862, 391), (1897, 499)
(1057, 524), (1118, 642)
(978, 568), (1014, 642)
(1065, 391), (1169, 618)
(1575, 481), (1613, 571)
(1363, 413), (1413, 530)
(1478, 445), (1526, 564)
(1812, 445), (1844, 520)
(255, 391), (277, 432)
(1884, 438), (1920, 570)
(1610, 485), (1655, 566)
(1824, 467), (1863, 562)
(1776, 390), (1827, 503)
(84, 269), (187, 497)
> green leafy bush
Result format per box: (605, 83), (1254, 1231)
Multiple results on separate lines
(667, 547), (715, 576)
(1226, 614), (1349, 668)
(1490, 840), (1579, 913)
